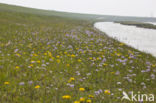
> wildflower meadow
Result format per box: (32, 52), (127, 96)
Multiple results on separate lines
(0, 3), (156, 103)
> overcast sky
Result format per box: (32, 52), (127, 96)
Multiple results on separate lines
(0, 0), (156, 17)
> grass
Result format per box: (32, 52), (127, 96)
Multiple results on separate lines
(0, 3), (156, 103)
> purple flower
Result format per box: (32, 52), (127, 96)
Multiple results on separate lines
(67, 83), (74, 88)
(28, 81), (33, 85)
(115, 71), (120, 75)
(94, 89), (103, 95)
(19, 82), (25, 86)
(151, 74), (155, 79)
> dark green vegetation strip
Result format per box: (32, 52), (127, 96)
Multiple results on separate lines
(0, 3), (156, 103)
(116, 21), (156, 29)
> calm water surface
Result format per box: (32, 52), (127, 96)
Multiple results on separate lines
(94, 22), (156, 57)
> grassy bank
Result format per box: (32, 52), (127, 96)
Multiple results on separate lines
(0, 3), (156, 103)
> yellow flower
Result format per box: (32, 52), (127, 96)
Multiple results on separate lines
(111, 72), (115, 74)
(66, 64), (70, 67)
(4, 82), (9, 85)
(79, 88), (85, 92)
(71, 54), (76, 58)
(103, 63), (108, 66)
(74, 101), (80, 103)
(35, 85), (40, 89)
(79, 97), (85, 102)
(44, 52), (47, 55)
(48, 51), (52, 57)
(64, 51), (67, 54)
(15, 66), (20, 69)
(62, 95), (71, 99)
(37, 60), (41, 63)
(99, 43), (103, 46)
(152, 64), (156, 67)
(16, 53), (21, 57)
(70, 77), (75, 81)
(78, 59), (82, 62)
(119, 43), (124, 46)
(116, 53), (121, 56)
(33, 53), (38, 56)
(29, 64), (33, 67)
(104, 90), (110, 95)
(56, 55), (60, 58)
(68, 77), (75, 82)
(56, 59), (61, 63)
(88, 95), (94, 98)
(96, 57), (100, 60)
(86, 99), (92, 103)
(89, 57), (92, 60)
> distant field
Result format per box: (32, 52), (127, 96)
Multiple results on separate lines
(0, 3), (156, 103)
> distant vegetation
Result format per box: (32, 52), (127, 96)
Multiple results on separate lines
(0, 3), (156, 103)
(116, 21), (156, 29)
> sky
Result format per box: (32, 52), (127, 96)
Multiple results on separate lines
(0, 0), (156, 17)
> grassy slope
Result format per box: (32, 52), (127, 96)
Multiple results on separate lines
(1, 3), (156, 22)
(0, 3), (156, 103)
